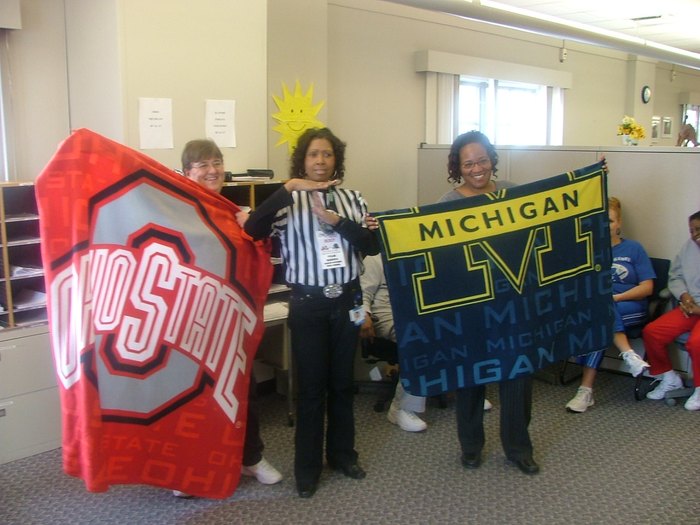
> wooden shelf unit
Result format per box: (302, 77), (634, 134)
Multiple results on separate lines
(220, 179), (284, 210)
(0, 183), (47, 329)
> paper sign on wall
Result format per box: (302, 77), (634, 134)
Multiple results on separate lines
(206, 99), (236, 148)
(138, 97), (173, 149)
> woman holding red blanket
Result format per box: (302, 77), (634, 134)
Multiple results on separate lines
(174, 139), (283, 497)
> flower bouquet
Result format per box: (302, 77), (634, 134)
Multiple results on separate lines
(617, 116), (646, 144)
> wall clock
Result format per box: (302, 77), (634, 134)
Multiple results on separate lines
(641, 85), (652, 104)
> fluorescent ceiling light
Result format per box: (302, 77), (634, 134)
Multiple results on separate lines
(480, 0), (700, 56)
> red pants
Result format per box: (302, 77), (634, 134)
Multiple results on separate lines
(642, 308), (700, 387)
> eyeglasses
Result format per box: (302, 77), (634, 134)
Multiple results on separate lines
(461, 158), (491, 171)
(190, 159), (224, 170)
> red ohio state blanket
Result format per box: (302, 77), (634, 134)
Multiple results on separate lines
(36, 128), (273, 498)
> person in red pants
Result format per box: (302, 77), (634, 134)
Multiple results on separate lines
(642, 210), (700, 410)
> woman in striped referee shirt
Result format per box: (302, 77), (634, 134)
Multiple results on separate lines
(245, 127), (379, 498)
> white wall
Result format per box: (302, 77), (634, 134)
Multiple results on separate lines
(9, 0), (267, 179)
(267, 0), (328, 179)
(5, 0), (70, 181)
(325, 0), (700, 212)
(117, 0), (268, 172)
(65, 0), (124, 143)
(5, 0), (700, 198)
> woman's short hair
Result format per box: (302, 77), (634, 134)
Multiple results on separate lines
(290, 128), (346, 180)
(181, 139), (223, 172)
(447, 131), (499, 184)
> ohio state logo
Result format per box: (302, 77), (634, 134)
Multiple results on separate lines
(49, 171), (257, 425)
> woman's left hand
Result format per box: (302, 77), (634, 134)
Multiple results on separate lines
(680, 296), (698, 317)
(365, 214), (379, 231)
(310, 191), (341, 226)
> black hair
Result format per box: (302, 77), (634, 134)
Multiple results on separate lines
(290, 128), (346, 180)
(446, 131), (498, 184)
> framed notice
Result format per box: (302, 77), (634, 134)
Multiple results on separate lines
(651, 116), (660, 142)
(661, 116), (673, 138)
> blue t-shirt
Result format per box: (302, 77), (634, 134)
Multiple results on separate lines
(611, 238), (655, 295)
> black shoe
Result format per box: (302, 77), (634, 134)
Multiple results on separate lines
(460, 452), (482, 469)
(297, 481), (318, 498)
(510, 456), (540, 475)
(330, 462), (366, 479)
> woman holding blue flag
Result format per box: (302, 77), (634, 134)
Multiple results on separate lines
(438, 131), (539, 475)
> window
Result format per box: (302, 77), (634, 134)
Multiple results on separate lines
(457, 76), (562, 145)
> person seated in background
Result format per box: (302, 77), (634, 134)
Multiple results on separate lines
(359, 253), (491, 433)
(676, 121), (698, 147)
(173, 139), (283, 497)
(360, 253), (428, 432)
(643, 210), (700, 410)
(566, 197), (654, 413)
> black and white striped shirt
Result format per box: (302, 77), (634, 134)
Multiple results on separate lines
(244, 186), (377, 287)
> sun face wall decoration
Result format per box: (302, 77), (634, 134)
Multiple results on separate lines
(272, 80), (325, 154)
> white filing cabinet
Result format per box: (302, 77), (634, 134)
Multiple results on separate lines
(0, 325), (61, 464)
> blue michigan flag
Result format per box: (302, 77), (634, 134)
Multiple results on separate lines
(376, 161), (614, 397)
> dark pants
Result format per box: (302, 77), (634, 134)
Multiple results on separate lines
(242, 372), (264, 467)
(288, 286), (360, 484)
(456, 375), (533, 461)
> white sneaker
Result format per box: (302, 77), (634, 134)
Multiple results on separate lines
(171, 490), (193, 498)
(621, 350), (650, 377)
(566, 386), (594, 413)
(387, 406), (427, 432)
(646, 372), (683, 400)
(241, 457), (283, 485)
(483, 399), (493, 411)
(684, 387), (700, 411)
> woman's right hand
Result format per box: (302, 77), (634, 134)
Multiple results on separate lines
(284, 178), (339, 193)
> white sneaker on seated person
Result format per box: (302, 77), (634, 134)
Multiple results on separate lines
(646, 370), (683, 400)
(620, 350), (650, 377)
(387, 405), (427, 432)
(684, 387), (700, 411)
(566, 386), (594, 413)
(241, 457), (283, 485)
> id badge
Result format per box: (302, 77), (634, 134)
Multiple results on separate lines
(349, 305), (365, 326)
(316, 229), (347, 270)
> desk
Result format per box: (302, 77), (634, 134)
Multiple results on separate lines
(258, 284), (294, 426)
